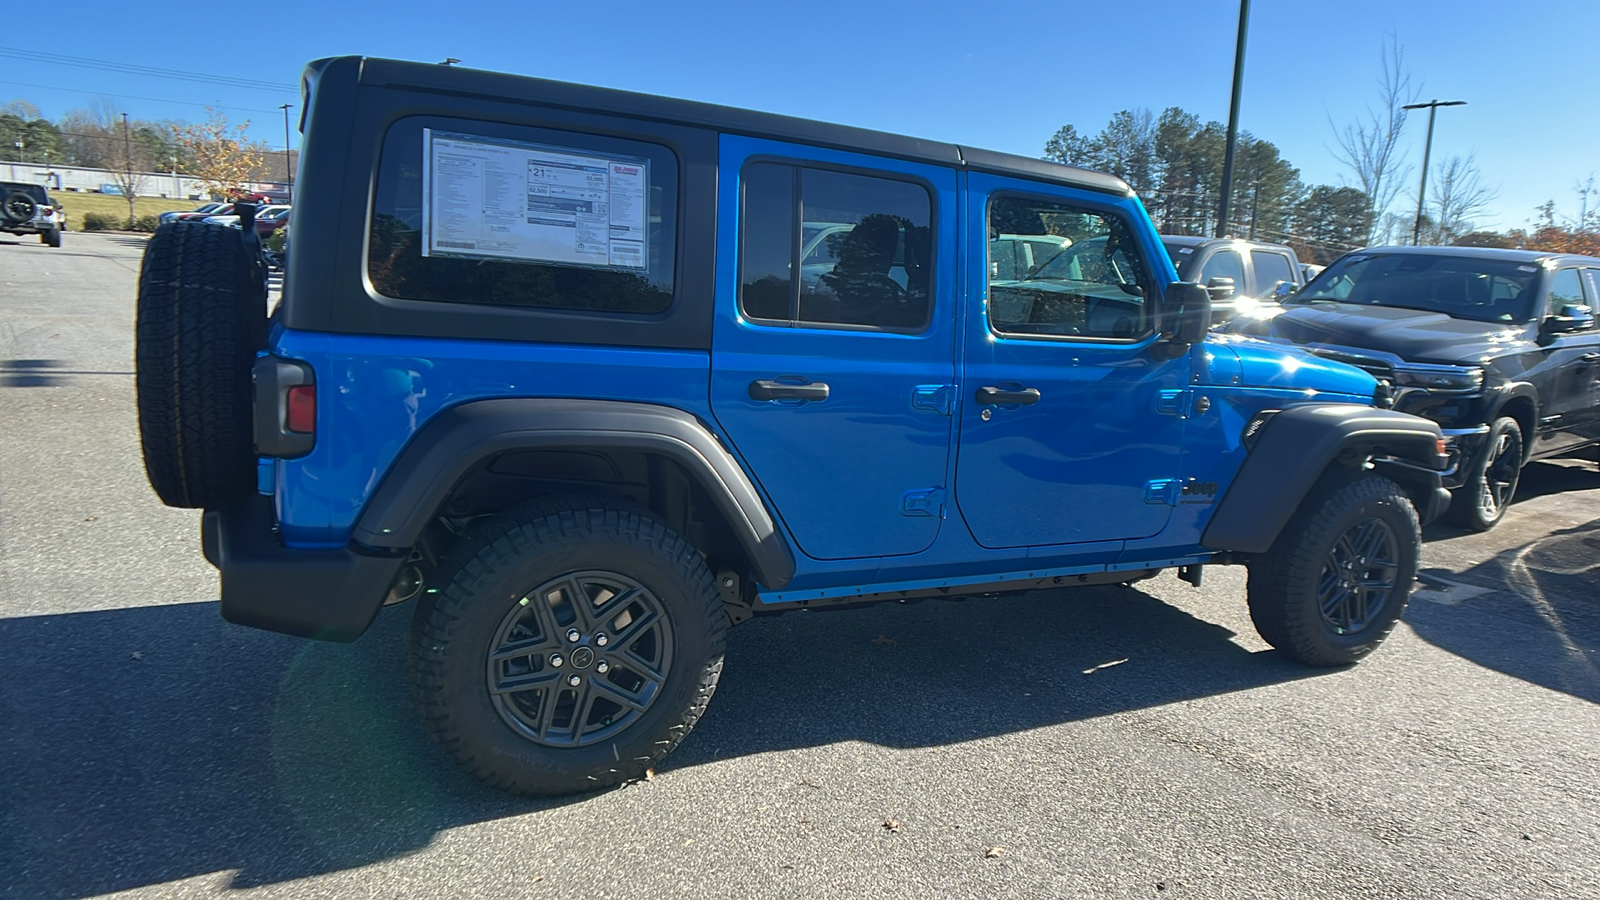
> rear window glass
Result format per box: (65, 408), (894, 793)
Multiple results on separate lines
(368, 117), (678, 315)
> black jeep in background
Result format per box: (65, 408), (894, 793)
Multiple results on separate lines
(1225, 246), (1600, 530)
(1, 181), (63, 248)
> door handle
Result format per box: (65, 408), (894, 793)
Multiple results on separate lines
(975, 386), (1041, 406)
(1580, 352), (1600, 362)
(749, 379), (830, 402)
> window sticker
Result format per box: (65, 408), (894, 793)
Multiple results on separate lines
(422, 129), (649, 270)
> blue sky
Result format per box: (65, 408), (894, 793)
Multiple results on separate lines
(5, 0), (1595, 234)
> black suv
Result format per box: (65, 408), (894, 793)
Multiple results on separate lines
(1226, 246), (1600, 530)
(1, 181), (64, 247)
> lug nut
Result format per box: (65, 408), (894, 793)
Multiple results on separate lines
(549, 654), (564, 668)
(596, 661), (610, 674)
(568, 675), (581, 686)
(595, 633), (608, 647)
(566, 628), (581, 643)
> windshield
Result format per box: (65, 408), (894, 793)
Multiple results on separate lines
(1293, 252), (1542, 323)
(1162, 241), (1199, 277)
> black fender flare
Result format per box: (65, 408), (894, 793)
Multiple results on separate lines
(1201, 404), (1447, 554)
(1487, 381), (1540, 461)
(352, 398), (796, 589)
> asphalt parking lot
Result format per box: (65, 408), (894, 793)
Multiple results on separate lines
(2, 232), (1598, 899)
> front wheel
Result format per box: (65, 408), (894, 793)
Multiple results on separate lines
(1446, 416), (1523, 532)
(1247, 473), (1420, 666)
(409, 498), (726, 795)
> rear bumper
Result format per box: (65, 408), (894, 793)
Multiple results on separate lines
(202, 495), (403, 642)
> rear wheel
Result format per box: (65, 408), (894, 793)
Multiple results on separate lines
(1247, 473), (1420, 666)
(410, 498), (726, 795)
(1446, 416), (1522, 532)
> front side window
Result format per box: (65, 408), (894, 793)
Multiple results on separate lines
(368, 118), (678, 314)
(738, 162), (933, 331)
(1252, 250), (1296, 291)
(1294, 253), (1540, 324)
(1550, 268), (1585, 309)
(986, 195), (1152, 340)
(1199, 250), (1245, 297)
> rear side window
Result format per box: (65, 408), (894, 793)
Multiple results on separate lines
(738, 162), (933, 331)
(985, 194), (1153, 340)
(1252, 250), (1296, 290)
(368, 118), (678, 314)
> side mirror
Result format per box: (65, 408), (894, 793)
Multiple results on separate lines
(1165, 282), (1212, 347)
(1205, 276), (1237, 300)
(1544, 303), (1596, 334)
(1270, 280), (1297, 302)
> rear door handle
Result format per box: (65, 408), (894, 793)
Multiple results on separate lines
(749, 380), (830, 402)
(1580, 352), (1600, 362)
(975, 386), (1042, 406)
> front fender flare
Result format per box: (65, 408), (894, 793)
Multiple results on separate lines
(1201, 404), (1446, 554)
(352, 398), (796, 589)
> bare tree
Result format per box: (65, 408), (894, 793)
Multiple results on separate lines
(1330, 34), (1420, 243)
(108, 115), (150, 227)
(1425, 154), (1496, 244)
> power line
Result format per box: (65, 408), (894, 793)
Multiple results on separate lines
(0, 47), (296, 93)
(0, 79), (289, 116)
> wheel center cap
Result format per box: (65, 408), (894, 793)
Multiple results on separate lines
(570, 646), (595, 669)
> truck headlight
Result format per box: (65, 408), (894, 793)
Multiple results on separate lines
(1392, 364), (1484, 393)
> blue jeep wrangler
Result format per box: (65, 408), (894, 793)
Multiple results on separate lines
(134, 57), (1449, 796)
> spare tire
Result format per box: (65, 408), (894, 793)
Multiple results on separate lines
(2, 191), (36, 225)
(136, 220), (268, 508)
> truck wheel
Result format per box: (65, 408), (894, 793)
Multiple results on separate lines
(1247, 474), (1420, 666)
(410, 498), (726, 795)
(1445, 416), (1522, 532)
(42, 228), (62, 248)
(135, 220), (267, 508)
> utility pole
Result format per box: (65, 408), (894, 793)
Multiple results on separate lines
(279, 103), (294, 203)
(1402, 99), (1465, 245)
(1216, 0), (1250, 238)
(121, 112), (135, 227)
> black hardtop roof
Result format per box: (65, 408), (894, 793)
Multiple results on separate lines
(1354, 245), (1600, 267)
(317, 56), (1134, 198)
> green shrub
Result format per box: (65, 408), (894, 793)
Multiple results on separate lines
(265, 229), (287, 252)
(81, 212), (118, 231)
(132, 215), (161, 233)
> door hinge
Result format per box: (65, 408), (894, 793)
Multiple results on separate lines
(901, 488), (947, 518)
(1156, 389), (1189, 417)
(911, 384), (955, 416)
(1145, 478), (1181, 505)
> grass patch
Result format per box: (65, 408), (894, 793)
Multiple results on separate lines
(51, 193), (201, 231)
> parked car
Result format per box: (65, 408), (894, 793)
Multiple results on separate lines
(134, 56), (1449, 797)
(0, 181), (64, 247)
(204, 205), (291, 235)
(160, 202), (227, 225)
(1224, 246), (1600, 531)
(1162, 236), (1306, 325)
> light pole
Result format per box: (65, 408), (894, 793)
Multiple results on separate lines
(1403, 99), (1466, 245)
(1216, 0), (1250, 238)
(278, 103), (294, 203)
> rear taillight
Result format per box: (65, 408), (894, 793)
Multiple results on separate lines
(286, 385), (316, 433)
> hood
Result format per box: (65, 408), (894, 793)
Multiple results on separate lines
(1233, 301), (1526, 365)
(1205, 334), (1378, 400)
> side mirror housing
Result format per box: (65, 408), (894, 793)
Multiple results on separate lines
(1270, 280), (1297, 302)
(1205, 276), (1237, 300)
(1544, 304), (1596, 335)
(1165, 282), (1212, 347)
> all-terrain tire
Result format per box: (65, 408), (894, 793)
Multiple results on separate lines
(135, 220), (267, 508)
(43, 228), (61, 248)
(1445, 416), (1523, 532)
(410, 497), (726, 796)
(1247, 473), (1420, 666)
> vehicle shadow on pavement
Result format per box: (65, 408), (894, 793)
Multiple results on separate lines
(0, 583), (1315, 895)
(1410, 463), (1600, 704)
